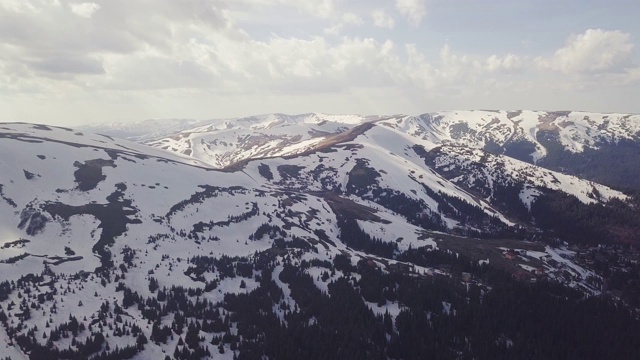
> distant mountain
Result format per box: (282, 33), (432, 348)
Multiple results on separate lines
(1, 113), (640, 359)
(79, 118), (213, 142)
(139, 113), (380, 168)
(398, 110), (640, 191)
(138, 110), (640, 190)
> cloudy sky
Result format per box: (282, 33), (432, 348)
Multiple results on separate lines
(1, 0), (639, 125)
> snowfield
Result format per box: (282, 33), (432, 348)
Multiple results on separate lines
(0, 110), (637, 358)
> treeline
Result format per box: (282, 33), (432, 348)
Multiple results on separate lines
(538, 133), (640, 191)
(338, 217), (397, 258)
(166, 185), (248, 218)
(225, 262), (389, 360)
(6, 247), (640, 359)
(191, 202), (259, 236)
(222, 251), (640, 359)
(531, 190), (640, 245)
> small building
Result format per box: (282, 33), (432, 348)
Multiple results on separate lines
(505, 249), (517, 260)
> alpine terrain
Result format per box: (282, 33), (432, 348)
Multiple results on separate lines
(1, 110), (640, 360)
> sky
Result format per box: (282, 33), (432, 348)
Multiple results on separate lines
(1, 0), (639, 125)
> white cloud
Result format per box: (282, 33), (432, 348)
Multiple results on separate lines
(372, 9), (395, 29)
(537, 29), (634, 74)
(0, 0), (551, 103)
(342, 12), (363, 26)
(486, 54), (525, 73)
(1, 1), (639, 124)
(0, 0), (38, 13)
(324, 12), (363, 35)
(69, 2), (100, 18)
(625, 67), (640, 84)
(214, 36), (405, 92)
(323, 24), (342, 36)
(396, 0), (426, 27)
(284, 0), (337, 18)
(237, 0), (337, 19)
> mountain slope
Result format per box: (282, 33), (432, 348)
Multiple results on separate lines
(0, 122), (444, 358)
(141, 113), (380, 169)
(137, 110), (640, 168)
(388, 111), (640, 155)
(1, 118), (640, 359)
(381, 110), (640, 190)
(137, 110), (640, 193)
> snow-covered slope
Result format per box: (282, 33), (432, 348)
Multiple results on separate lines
(142, 113), (381, 168)
(80, 118), (213, 142)
(379, 110), (640, 160)
(0, 122), (440, 358)
(140, 111), (640, 170)
(425, 145), (626, 207)
(0, 115), (636, 359)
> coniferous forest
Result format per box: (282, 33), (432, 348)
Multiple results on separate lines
(4, 244), (639, 360)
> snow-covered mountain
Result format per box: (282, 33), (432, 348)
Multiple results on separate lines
(139, 113), (380, 169)
(394, 110), (640, 159)
(80, 119), (214, 142)
(133, 111), (640, 169)
(1, 113), (640, 359)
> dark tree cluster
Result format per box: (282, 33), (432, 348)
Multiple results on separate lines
(166, 185), (247, 218)
(191, 202), (259, 236)
(338, 217), (397, 258)
(538, 133), (640, 192)
(531, 190), (640, 245)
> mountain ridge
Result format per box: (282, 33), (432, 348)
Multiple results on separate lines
(81, 110), (640, 174)
(2, 113), (640, 359)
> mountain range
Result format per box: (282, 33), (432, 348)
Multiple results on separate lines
(1, 111), (640, 359)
